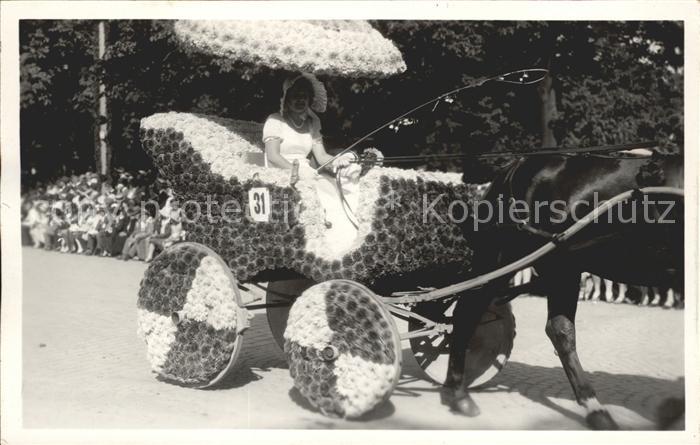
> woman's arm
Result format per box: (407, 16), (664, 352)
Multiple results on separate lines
(264, 139), (294, 170)
(308, 115), (355, 173)
(308, 115), (332, 169)
(310, 140), (335, 170)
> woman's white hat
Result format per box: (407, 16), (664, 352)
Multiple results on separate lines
(280, 73), (327, 115)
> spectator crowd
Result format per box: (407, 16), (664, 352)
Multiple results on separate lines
(21, 170), (185, 262)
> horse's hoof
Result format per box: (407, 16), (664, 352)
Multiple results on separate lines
(586, 410), (619, 430)
(440, 388), (481, 417)
(439, 386), (454, 406)
(452, 395), (481, 417)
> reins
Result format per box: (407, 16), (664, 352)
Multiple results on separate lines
(336, 169), (360, 230)
(351, 141), (659, 166)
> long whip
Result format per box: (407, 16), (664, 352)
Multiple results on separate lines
(315, 68), (550, 172)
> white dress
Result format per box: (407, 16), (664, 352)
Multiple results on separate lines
(262, 113), (359, 252)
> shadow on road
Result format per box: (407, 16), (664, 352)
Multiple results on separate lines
(485, 361), (684, 429)
(390, 354), (684, 429)
(208, 313), (290, 389)
(288, 387), (396, 424)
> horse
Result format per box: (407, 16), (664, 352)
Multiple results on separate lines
(444, 151), (684, 429)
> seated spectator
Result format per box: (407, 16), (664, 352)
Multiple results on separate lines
(112, 203), (137, 256)
(47, 208), (70, 251)
(73, 203), (93, 254)
(145, 204), (184, 262)
(119, 207), (155, 261)
(85, 206), (106, 255)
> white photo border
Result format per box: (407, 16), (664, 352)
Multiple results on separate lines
(2, 1), (698, 444)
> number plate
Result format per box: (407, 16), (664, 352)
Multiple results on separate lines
(248, 187), (271, 222)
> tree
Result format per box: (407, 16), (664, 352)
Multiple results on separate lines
(20, 20), (97, 186)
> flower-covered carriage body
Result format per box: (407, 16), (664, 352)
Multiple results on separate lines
(136, 113), (515, 412)
(139, 112), (484, 290)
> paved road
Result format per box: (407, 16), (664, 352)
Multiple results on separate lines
(22, 247), (684, 429)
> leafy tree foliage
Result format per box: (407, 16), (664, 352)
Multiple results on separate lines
(20, 20), (682, 187)
(20, 20), (97, 183)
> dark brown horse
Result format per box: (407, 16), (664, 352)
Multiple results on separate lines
(445, 151), (684, 429)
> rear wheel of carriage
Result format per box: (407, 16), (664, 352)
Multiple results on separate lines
(284, 280), (402, 418)
(136, 242), (248, 388)
(408, 300), (515, 388)
(265, 278), (316, 352)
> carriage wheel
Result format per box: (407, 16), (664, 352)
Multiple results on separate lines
(409, 300), (515, 388)
(284, 280), (402, 418)
(136, 242), (248, 388)
(265, 278), (316, 352)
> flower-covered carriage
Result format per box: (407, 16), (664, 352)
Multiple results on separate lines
(133, 19), (686, 427)
(135, 112), (517, 418)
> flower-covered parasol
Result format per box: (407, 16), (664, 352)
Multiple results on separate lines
(173, 20), (406, 78)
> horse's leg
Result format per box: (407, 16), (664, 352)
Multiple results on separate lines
(540, 266), (619, 430)
(604, 279), (614, 303)
(443, 286), (494, 416)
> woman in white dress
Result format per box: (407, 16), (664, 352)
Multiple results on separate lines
(262, 73), (361, 246)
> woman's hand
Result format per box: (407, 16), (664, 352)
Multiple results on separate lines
(297, 162), (319, 180)
(339, 163), (362, 181)
(331, 152), (358, 172)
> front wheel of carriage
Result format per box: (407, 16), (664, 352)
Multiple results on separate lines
(136, 242), (249, 388)
(283, 280), (403, 418)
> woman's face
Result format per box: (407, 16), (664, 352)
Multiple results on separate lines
(286, 83), (312, 115)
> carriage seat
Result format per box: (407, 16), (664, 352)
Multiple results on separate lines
(141, 112), (300, 186)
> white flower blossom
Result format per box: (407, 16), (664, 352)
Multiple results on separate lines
(136, 309), (178, 373)
(181, 256), (239, 331)
(284, 282), (334, 349)
(333, 353), (398, 418)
